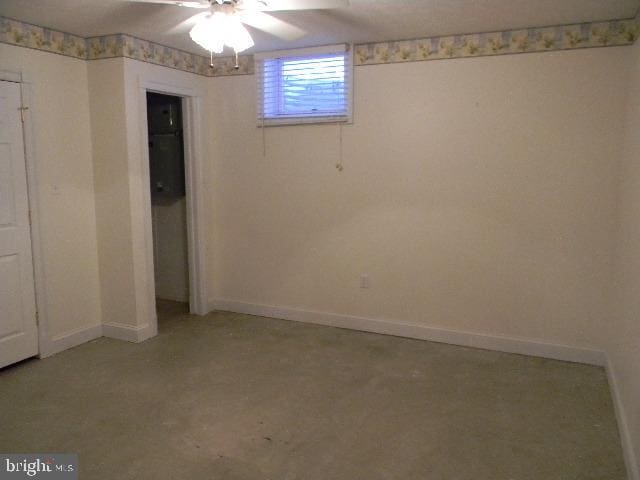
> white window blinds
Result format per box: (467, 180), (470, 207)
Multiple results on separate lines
(256, 44), (353, 126)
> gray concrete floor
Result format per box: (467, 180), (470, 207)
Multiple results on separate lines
(0, 300), (626, 479)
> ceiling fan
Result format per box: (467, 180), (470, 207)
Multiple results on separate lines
(130, 0), (349, 68)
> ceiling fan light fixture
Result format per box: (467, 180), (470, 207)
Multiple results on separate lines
(221, 13), (255, 53)
(189, 13), (224, 53)
(189, 11), (254, 58)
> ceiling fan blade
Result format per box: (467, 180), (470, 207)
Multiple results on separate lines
(167, 11), (210, 34)
(238, 11), (307, 40)
(129, 0), (210, 8)
(254, 0), (349, 11)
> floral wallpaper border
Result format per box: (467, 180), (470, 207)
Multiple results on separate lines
(354, 17), (640, 66)
(1, 16), (88, 59)
(85, 33), (253, 76)
(2, 13), (639, 75)
(0, 16), (253, 76)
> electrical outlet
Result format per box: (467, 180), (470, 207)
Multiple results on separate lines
(360, 274), (370, 289)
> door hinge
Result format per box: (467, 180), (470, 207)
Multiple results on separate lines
(19, 106), (29, 123)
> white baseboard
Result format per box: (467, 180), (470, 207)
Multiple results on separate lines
(103, 321), (157, 343)
(210, 299), (606, 366)
(39, 323), (103, 358)
(38, 320), (157, 356)
(606, 355), (639, 480)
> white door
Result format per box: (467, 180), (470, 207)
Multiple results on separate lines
(0, 80), (37, 368)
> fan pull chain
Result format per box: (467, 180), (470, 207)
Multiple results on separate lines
(210, 51), (214, 68)
(234, 51), (239, 70)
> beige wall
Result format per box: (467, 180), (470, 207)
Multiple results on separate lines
(0, 43), (102, 344)
(610, 39), (640, 479)
(207, 47), (627, 349)
(4, 39), (623, 352)
(88, 58), (139, 328)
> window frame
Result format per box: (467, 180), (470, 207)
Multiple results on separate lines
(255, 44), (353, 127)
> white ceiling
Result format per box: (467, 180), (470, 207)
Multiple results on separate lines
(1, 0), (638, 56)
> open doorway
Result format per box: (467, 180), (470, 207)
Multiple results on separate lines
(137, 80), (208, 335)
(147, 92), (189, 319)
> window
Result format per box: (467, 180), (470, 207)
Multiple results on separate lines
(256, 44), (353, 126)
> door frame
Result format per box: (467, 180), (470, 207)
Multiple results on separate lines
(137, 79), (208, 318)
(0, 69), (51, 357)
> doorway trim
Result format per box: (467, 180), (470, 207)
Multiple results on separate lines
(137, 79), (209, 321)
(0, 69), (52, 357)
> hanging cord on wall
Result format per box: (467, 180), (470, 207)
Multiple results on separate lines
(261, 115), (267, 157)
(335, 122), (344, 172)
